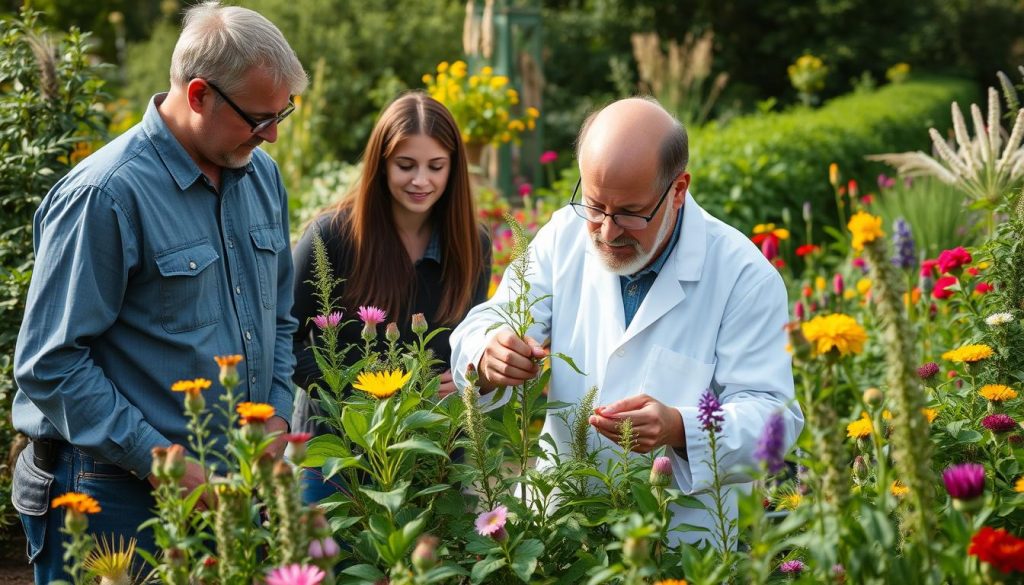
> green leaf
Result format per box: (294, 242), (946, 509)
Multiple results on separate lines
(470, 556), (507, 584)
(360, 481), (409, 516)
(423, 564), (470, 582)
(341, 564), (385, 581)
(511, 538), (544, 582)
(955, 429), (983, 444)
(388, 437), (450, 459)
(341, 406), (371, 451)
(553, 352), (587, 375)
(322, 455), (368, 479)
(413, 483), (452, 499)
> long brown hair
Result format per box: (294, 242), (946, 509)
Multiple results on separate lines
(328, 91), (482, 325)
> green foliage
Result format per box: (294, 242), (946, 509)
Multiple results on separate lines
(0, 6), (109, 531)
(871, 177), (983, 260)
(689, 75), (978, 234)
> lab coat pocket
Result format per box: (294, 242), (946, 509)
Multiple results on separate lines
(639, 345), (716, 407)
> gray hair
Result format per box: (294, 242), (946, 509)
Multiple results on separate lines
(575, 96), (689, 189)
(169, 1), (308, 96)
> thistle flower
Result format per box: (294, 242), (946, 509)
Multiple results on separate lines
(891, 218), (916, 270)
(352, 369), (412, 399)
(982, 413), (1017, 433)
(697, 389), (724, 433)
(650, 456), (673, 487)
(357, 305), (387, 325)
(942, 462), (985, 501)
(978, 384), (1017, 402)
(474, 505), (508, 540)
(852, 455), (869, 483)
(539, 150), (558, 165)
(794, 301), (806, 321)
(942, 344), (995, 363)
(412, 535), (439, 571)
(312, 311), (342, 330)
(411, 312), (428, 335)
(832, 273), (845, 296)
(801, 313), (868, 357)
(779, 560), (805, 575)
(917, 362), (939, 379)
(171, 377), (212, 414)
(52, 492), (101, 533)
(283, 432), (312, 465)
(265, 564), (326, 585)
(164, 444), (186, 480)
(754, 411), (787, 474)
(985, 311), (1015, 326)
(384, 322), (400, 343)
(214, 354), (243, 388)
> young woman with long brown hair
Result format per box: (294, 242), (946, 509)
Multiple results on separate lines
(290, 91), (491, 503)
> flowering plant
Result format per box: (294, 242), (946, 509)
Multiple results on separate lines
(422, 60), (539, 146)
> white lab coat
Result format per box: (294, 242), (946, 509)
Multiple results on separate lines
(451, 192), (803, 546)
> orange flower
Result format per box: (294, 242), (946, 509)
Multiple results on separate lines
(170, 378), (212, 396)
(214, 354), (243, 368)
(52, 492), (101, 514)
(236, 402), (275, 425)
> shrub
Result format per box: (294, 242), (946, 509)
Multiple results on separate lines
(689, 75), (978, 234)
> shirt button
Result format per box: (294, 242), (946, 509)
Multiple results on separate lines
(228, 240), (234, 248)
(188, 261), (197, 270)
(616, 349), (625, 357)
(250, 376), (256, 384)
(235, 285), (241, 295)
(245, 331), (252, 340)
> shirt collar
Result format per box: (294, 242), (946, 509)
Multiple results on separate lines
(420, 228), (442, 264)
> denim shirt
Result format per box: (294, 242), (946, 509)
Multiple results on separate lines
(619, 206), (684, 328)
(13, 94), (298, 479)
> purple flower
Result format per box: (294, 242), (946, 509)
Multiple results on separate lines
(265, 564), (326, 585)
(779, 559), (805, 574)
(754, 411), (787, 474)
(891, 218), (916, 270)
(308, 536), (340, 560)
(357, 306), (387, 325)
(650, 456), (672, 487)
(942, 462), (985, 500)
(917, 362), (939, 380)
(697, 390), (724, 433)
(877, 173), (896, 189)
(981, 413), (1017, 433)
(474, 505), (508, 540)
(312, 311), (342, 330)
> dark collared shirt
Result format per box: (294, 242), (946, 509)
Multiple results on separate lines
(13, 94), (298, 478)
(619, 207), (684, 328)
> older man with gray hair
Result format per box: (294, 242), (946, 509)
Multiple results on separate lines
(11, 2), (306, 579)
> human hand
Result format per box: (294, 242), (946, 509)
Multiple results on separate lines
(264, 415), (289, 459)
(477, 330), (548, 390)
(438, 369), (456, 398)
(588, 393), (686, 454)
(147, 459), (217, 510)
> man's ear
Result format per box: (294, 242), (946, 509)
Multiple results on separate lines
(185, 79), (211, 114)
(672, 172), (691, 207)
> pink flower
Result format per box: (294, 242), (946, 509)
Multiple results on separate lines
(832, 273), (844, 296)
(760, 235), (779, 260)
(780, 559), (805, 574)
(265, 564), (326, 585)
(933, 276), (957, 300)
(974, 282), (994, 295)
(937, 247), (972, 275)
(539, 150), (558, 165)
(308, 536), (341, 560)
(282, 432), (312, 444)
(474, 505), (508, 540)
(357, 306), (387, 326)
(312, 311), (342, 330)
(920, 258), (939, 277)
(518, 183), (533, 197)
(650, 456), (672, 486)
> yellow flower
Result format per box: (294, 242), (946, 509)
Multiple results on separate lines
(490, 75), (509, 89)
(170, 377), (212, 396)
(778, 492), (803, 510)
(236, 402), (275, 425)
(843, 289), (857, 300)
(815, 276), (826, 292)
(508, 120), (525, 132)
(847, 211), (884, 251)
(922, 408), (938, 424)
(52, 492), (101, 514)
(846, 413), (873, 439)
(942, 344), (995, 363)
(654, 580), (688, 585)
(978, 384), (1018, 402)
(436, 61), (449, 73)
(422, 74), (433, 84)
(856, 278), (872, 296)
(526, 106), (540, 118)
(85, 535), (136, 583)
(890, 480), (909, 498)
(1014, 477), (1024, 493)
(353, 369), (412, 399)
(829, 162), (840, 187)
(480, 65), (493, 76)
(801, 313), (868, 357)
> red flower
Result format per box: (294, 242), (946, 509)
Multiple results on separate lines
(967, 267), (980, 277)
(795, 244), (819, 256)
(920, 258), (939, 277)
(860, 193), (874, 205)
(772, 258), (786, 269)
(968, 526), (1024, 573)
(933, 276), (958, 300)
(937, 247), (972, 274)
(975, 282), (994, 295)
(847, 179), (859, 198)
(801, 285), (812, 298)
(760, 235), (780, 260)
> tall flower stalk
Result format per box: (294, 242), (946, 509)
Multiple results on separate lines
(698, 389), (735, 560)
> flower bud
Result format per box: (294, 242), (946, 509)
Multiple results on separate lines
(385, 322), (400, 343)
(862, 387), (883, 409)
(832, 273), (844, 296)
(165, 444), (186, 481)
(622, 536), (648, 565)
(412, 534), (438, 572)
(411, 313), (428, 335)
(465, 363), (479, 385)
(361, 321), (377, 343)
(794, 301), (805, 321)
(649, 456), (672, 487)
(184, 390), (205, 417)
(309, 536), (341, 563)
(151, 446), (169, 481)
(852, 455), (869, 483)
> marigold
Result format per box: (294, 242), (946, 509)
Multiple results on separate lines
(941, 344), (995, 363)
(170, 378), (212, 396)
(890, 480), (909, 497)
(352, 369), (412, 399)
(654, 581), (688, 585)
(978, 384), (1017, 402)
(922, 408), (938, 424)
(52, 492), (101, 514)
(236, 402), (275, 425)
(847, 414), (873, 439)
(801, 313), (868, 357)
(847, 211), (884, 251)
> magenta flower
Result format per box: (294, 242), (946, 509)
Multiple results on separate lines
(539, 150), (558, 164)
(779, 559), (805, 574)
(981, 413), (1017, 433)
(265, 564), (326, 585)
(518, 182), (533, 197)
(754, 411), (787, 475)
(357, 306), (387, 325)
(832, 273), (844, 296)
(308, 536), (340, 560)
(942, 463), (985, 500)
(917, 362), (939, 380)
(650, 456), (672, 487)
(937, 246), (972, 275)
(697, 390), (724, 433)
(474, 505), (508, 540)
(312, 311), (342, 330)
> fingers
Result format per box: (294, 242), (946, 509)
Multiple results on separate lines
(479, 330), (543, 388)
(438, 380), (457, 398)
(596, 393), (653, 417)
(589, 411), (662, 454)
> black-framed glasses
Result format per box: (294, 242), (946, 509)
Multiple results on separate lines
(569, 178), (674, 230)
(206, 81), (295, 134)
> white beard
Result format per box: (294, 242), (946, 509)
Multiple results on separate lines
(588, 206), (676, 276)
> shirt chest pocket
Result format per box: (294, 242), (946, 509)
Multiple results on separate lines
(250, 225), (286, 310)
(154, 241), (222, 333)
(639, 345), (716, 407)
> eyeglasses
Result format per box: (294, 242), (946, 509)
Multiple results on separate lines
(206, 81), (295, 134)
(569, 178), (674, 230)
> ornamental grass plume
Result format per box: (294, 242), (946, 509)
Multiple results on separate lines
(800, 313), (868, 357)
(968, 526), (1024, 574)
(265, 563), (327, 585)
(474, 505), (508, 540)
(859, 215), (935, 547)
(979, 384), (1018, 402)
(754, 410), (787, 475)
(352, 369), (411, 399)
(942, 344), (995, 363)
(571, 386), (598, 462)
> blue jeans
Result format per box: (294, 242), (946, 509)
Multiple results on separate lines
(300, 465), (352, 506)
(12, 442), (156, 584)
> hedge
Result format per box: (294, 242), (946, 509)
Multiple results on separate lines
(689, 76), (979, 235)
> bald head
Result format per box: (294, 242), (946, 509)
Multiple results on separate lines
(577, 97), (688, 190)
